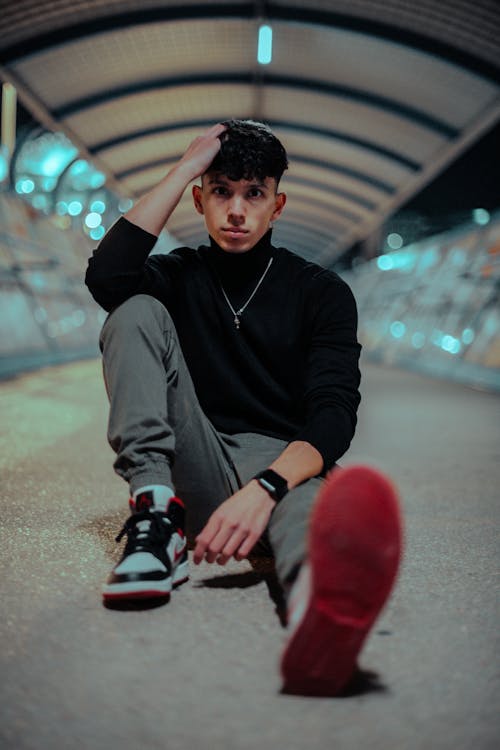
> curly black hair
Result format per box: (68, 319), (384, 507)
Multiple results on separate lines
(207, 119), (288, 185)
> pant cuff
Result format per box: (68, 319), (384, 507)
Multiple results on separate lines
(128, 470), (174, 496)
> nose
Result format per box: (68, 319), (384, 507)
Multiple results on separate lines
(227, 195), (245, 225)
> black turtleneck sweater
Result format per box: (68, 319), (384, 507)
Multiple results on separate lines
(85, 217), (361, 471)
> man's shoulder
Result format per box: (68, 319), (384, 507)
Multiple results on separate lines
(139, 246), (206, 291)
(147, 244), (206, 270)
(274, 245), (351, 291)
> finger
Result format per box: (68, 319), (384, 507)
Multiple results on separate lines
(200, 123), (225, 141)
(210, 122), (227, 135)
(193, 538), (207, 565)
(193, 517), (221, 564)
(234, 531), (260, 561)
(217, 528), (248, 565)
(205, 524), (237, 563)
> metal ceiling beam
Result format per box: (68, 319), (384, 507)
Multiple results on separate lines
(0, 64), (132, 198)
(269, 125), (421, 175)
(116, 166), (386, 226)
(266, 3), (500, 83)
(125, 167), (366, 226)
(285, 176), (376, 213)
(55, 73), (457, 138)
(115, 150), (394, 199)
(92, 118), (419, 172)
(273, 220), (341, 248)
(332, 97), (500, 260)
(285, 153), (397, 194)
(0, 2), (498, 82)
(283, 195), (364, 228)
(279, 210), (346, 237)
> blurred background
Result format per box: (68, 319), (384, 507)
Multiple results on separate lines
(0, 0), (499, 389)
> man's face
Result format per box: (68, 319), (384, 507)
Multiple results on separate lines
(192, 173), (286, 253)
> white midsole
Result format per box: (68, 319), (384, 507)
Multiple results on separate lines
(103, 578), (172, 595)
(103, 561), (189, 596)
(172, 561), (189, 585)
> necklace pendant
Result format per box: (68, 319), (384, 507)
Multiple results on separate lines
(220, 257), (273, 332)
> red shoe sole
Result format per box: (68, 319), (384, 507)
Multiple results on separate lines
(281, 465), (403, 696)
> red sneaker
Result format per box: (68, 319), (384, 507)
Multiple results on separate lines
(281, 465), (402, 696)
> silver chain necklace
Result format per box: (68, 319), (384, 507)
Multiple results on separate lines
(220, 257), (274, 330)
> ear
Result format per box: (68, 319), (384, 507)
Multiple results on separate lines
(271, 191), (286, 221)
(192, 184), (204, 215)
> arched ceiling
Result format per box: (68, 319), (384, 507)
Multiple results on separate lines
(0, 0), (499, 265)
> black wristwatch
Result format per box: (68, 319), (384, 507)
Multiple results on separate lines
(253, 469), (289, 502)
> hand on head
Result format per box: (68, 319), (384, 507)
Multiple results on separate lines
(177, 123), (227, 182)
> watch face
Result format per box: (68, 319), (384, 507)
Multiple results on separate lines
(259, 477), (277, 493)
(255, 470), (288, 501)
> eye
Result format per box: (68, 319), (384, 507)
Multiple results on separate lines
(247, 188), (263, 198)
(213, 186), (229, 196)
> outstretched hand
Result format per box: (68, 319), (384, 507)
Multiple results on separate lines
(176, 122), (227, 182)
(193, 481), (276, 565)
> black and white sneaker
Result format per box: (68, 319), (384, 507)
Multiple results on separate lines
(103, 489), (189, 602)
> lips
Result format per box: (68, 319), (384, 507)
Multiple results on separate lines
(222, 227), (248, 234)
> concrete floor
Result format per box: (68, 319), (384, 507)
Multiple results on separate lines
(0, 357), (498, 750)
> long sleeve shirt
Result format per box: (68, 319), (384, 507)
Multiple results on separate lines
(85, 217), (361, 472)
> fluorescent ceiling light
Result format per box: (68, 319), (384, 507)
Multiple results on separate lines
(258, 25), (272, 65)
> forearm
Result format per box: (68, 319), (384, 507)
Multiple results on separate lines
(294, 402), (358, 473)
(124, 163), (194, 236)
(268, 440), (323, 488)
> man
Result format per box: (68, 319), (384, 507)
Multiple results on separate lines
(86, 120), (402, 696)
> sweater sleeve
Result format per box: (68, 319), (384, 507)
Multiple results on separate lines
(292, 275), (361, 472)
(85, 217), (169, 311)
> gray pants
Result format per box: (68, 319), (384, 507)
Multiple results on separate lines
(99, 294), (324, 588)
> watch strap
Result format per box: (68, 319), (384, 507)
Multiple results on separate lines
(253, 469), (289, 502)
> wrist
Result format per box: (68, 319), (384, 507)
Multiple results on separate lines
(169, 161), (201, 186)
(250, 479), (278, 506)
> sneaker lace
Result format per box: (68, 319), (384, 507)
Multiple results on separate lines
(115, 510), (173, 557)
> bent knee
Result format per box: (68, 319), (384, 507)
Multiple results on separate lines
(99, 294), (172, 344)
(117, 293), (166, 315)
